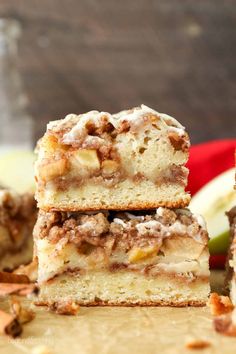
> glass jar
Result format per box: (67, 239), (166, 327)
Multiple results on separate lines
(0, 18), (33, 153)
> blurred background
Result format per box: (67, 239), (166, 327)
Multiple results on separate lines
(0, 0), (235, 147)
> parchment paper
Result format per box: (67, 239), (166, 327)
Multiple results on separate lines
(0, 271), (235, 354)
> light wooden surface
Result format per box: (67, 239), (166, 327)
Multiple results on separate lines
(0, 0), (235, 143)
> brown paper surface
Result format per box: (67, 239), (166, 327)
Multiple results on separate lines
(0, 271), (235, 354)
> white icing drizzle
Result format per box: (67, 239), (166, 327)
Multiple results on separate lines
(113, 105), (184, 130)
(47, 114), (78, 131)
(47, 104), (186, 145)
(195, 214), (207, 230)
(62, 111), (112, 144)
(135, 219), (182, 238)
(113, 208), (206, 245)
(155, 207), (165, 217)
(113, 218), (127, 228)
(124, 212), (145, 221)
(136, 220), (162, 234)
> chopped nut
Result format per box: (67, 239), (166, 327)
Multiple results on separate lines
(40, 159), (67, 181)
(0, 283), (38, 296)
(32, 345), (53, 354)
(49, 300), (80, 315)
(214, 309), (236, 337)
(101, 160), (119, 175)
(168, 131), (188, 152)
(10, 297), (35, 324)
(128, 245), (158, 263)
(208, 293), (234, 316)
(74, 149), (100, 169)
(185, 339), (211, 350)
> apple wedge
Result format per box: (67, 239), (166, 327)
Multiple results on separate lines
(190, 168), (236, 255)
(0, 150), (36, 193)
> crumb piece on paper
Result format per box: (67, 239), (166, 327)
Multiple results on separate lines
(0, 308), (22, 338)
(185, 338), (211, 350)
(214, 308), (236, 337)
(0, 271), (30, 284)
(208, 293), (234, 316)
(31, 345), (53, 354)
(209, 292), (236, 337)
(49, 300), (80, 315)
(10, 297), (35, 324)
(14, 259), (38, 283)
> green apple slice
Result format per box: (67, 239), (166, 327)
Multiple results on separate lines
(208, 230), (230, 255)
(190, 168), (236, 254)
(0, 150), (36, 193)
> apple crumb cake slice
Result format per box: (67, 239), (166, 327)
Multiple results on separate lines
(35, 105), (190, 211)
(0, 188), (37, 271)
(34, 207), (210, 307)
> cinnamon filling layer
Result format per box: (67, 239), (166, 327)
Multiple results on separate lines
(46, 266), (209, 284)
(42, 165), (187, 191)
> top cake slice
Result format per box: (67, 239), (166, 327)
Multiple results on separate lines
(35, 105), (190, 211)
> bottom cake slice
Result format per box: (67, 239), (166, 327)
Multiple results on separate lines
(34, 208), (210, 307)
(227, 206), (236, 305)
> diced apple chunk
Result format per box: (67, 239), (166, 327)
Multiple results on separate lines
(74, 149), (100, 169)
(128, 245), (158, 263)
(39, 159), (67, 181)
(42, 135), (68, 154)
(42, 135), (58, 151)
(101, 160), (119, 175)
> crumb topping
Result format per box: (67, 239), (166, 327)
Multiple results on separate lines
(46, 105), (189, 151)
(35, 208), (208, 251)
(48, 105), (183, 136)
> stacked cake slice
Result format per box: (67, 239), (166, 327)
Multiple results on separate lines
(227, 158), (236, 304)
(227, 206), (236, 304)
(34, 105), (210, 307)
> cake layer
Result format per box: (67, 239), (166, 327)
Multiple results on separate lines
(34, 207), (210, 306)
(35, 105), (190, 211)
(39, 180), (190, 212)
(0, 189), (37, 271)
(37, 271), (209, 307)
